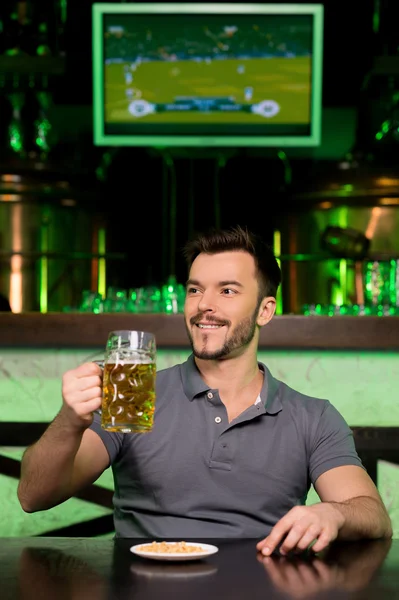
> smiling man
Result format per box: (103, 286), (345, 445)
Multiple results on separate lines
(18, 226), (392, 554)
(185, 252), (264, 361)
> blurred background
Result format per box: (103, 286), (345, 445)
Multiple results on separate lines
(1, 0), (399, 316)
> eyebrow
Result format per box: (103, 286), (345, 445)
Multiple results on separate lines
(186, 279), (244, 288)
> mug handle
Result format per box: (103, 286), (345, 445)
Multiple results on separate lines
(92, 360), (104, 414)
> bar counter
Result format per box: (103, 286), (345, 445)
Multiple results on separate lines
(0, 537), (397, 600)
(1, 313), (399, 349)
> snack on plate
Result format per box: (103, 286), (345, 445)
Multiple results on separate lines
(137, 541), (206, 553)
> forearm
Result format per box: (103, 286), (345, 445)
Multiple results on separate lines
(330, 496), (393, 541)
(18, 409), (86, 512)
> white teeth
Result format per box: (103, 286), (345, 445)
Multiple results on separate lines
(197, 324), (222, 329)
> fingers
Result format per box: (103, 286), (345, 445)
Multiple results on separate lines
(260, 525), (331, 557)
(79, 376), (103, 393)
(280, 524), (322, 555)
(257, 516), (293, 556)
(73, 397), (102, 416)
(63, 366), (102, 397)
(61, 363), (104, 427)
(77, 387), (103, 403)
(311, 530), (335, 554)
(257, 505), (338, 557)
(75, 362), (102, 377)
(63, 377), (102, 400)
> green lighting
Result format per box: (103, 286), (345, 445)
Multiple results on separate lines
(9, 122), (23, 153)
(36, 44), (50, 56)
(342, 184), (353, 192)
(390, 259), (398, 306)
(273, 230), (283, 315)
(338, 259), (347, 305)
(376, 132), (383, 140)
(382, 120), (390, 133)
(373, 0), (380, 32)
(60, 0), (67, 23)
(331, 207), (348, 306)
(35, 118), (51, 151)
(98, 228), (107, 298)
(39, 208), (50, 313)
(8, 93), (25, 153)
(277, 151), (292, 185)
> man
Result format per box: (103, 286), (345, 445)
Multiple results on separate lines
(18, 226), (392, 555)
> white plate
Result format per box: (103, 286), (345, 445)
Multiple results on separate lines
(130, 542), (219, 562)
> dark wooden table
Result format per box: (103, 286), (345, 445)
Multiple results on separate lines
(1, 537), (398, 599)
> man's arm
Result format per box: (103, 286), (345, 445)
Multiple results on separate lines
(18, 414), (109, 512)
(315, 465), (392, 540)
(257, 465), (392, 556)
(18, 363), (110, 512)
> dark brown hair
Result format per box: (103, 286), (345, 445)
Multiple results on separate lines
(183, 225), (281, 298)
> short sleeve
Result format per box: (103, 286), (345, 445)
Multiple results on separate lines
(309, 401), (364, 484)
(89, 412), (124, 464)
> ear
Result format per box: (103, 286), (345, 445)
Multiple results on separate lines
(257, 297), (276, 327)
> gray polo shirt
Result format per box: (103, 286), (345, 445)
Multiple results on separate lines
(90, 355), (363, 538)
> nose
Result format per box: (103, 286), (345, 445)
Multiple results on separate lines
(197, 291), (217, 313)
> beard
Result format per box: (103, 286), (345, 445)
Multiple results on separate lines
(185, 309), (259, 360)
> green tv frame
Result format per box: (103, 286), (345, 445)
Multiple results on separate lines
(93, 3), (323, 148)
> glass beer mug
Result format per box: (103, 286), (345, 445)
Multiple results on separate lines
(101, 330), (156, 433)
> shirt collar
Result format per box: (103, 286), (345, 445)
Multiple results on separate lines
(180, 354), (282, 415)
(259, 362), (282, 415)
(181, 354), (210, 400)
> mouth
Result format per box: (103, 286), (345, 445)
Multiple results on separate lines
(195, 323), (225, 330)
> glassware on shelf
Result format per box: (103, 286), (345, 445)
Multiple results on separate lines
(103, 287), (128, 313)
(68, 278), (187, 314)
(131, 286), (162, 313)
(79, 291), (103, 313)
(127, 288), (139, 313)
(300, 303), (399, 316)
(161, 276), (185, 314)
(363, 261), (393, 306)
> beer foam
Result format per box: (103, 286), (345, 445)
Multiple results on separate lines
(106, 350), (154, 365)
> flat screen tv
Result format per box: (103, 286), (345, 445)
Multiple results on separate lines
(92, 3), (323, 147)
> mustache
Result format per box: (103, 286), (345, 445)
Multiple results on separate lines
(190, 314), (230, 327)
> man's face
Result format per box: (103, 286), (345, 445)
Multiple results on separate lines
(184, 251), (266, 360)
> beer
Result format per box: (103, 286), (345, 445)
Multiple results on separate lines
(102, 361), (156, 433)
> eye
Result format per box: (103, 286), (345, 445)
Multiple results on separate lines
(221, 288), (236, 295)
(187, 287), (200, 294)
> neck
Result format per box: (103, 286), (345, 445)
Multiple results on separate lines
(194, 344), (261, 397)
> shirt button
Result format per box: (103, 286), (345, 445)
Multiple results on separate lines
(215, 417), (222, 424)
(207, 392), (213, 399)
